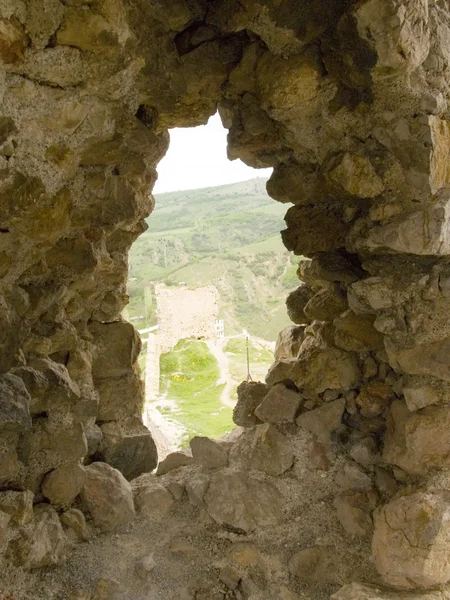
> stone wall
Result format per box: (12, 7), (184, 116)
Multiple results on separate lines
(155, 283), (219, 353)
(1, 1), (450, 598)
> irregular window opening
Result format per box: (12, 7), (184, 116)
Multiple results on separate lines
(126, 113), (300, 456)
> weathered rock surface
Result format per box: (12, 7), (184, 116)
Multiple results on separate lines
(156, 450), (194, 475)
(8, 504), (68, 569)
(41, 463), (86, 508)
(254, 383), (302, 424)
(80, 463), (135, 532)
(229, 423), (294, 476)
(133, 478), (174, 521)
(373, 491), (450, 589)
(297, 398), (345, 444)
(232, 381), (267, 427)
(205, 472), (283, 533)
(331, 583), (450, 600)
(383, 400), (450, 475)
(189, 436), (228, 469)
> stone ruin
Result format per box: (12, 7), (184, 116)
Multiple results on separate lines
(2, 0), (450, 598)
(155, 283), (219, 353)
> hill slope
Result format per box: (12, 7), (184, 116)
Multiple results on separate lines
(127, 178), (299, 340)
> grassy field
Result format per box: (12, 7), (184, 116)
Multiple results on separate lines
(157, 340), (233, 442)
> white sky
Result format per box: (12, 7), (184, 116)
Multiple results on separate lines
(153, 113), (272, 194)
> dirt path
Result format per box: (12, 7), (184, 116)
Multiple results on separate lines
(206, 338), (236, 409)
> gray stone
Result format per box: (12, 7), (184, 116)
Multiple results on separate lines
(80, 462), (135, 532)
(156, 450), (194, 475)
(189, 436), (228, 468)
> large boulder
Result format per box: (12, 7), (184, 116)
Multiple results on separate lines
(98, 418), (158, 480)
(233, 381), (267, 427)
(254, 383), (302, 424)
(80, 462), (135, 532)
(0, 490), (34, 525)
(41, 463), (86, 508)
(205, 472), (283, 533)
(274, 326), (306, 361)
(331, 582), (447, 599)
(133, 476), (174, 521)
(372, 491), (450, 589)
(0, 373), (31, 432)
(383, 400), (450, 474)
(291, 338), (360, 393)
(229, 424), (294, 476)
(8, 504), (68, 568)
(189, 436), (228, 469)
(297, 398), (345, 443)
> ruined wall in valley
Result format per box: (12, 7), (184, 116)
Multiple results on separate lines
(1, 1), (450, 599)
(155, 283), (219, 353)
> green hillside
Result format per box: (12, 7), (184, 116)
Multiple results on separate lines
(127, 177), (299, 340)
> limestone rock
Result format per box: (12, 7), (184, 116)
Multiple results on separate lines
(331, 582), (448, 599)
(285, 285), (312, 325)
(265, 360), (296, 387)
(8, 504), (68, 569)
(189, 436), (228, 469)
(98, 418), (157, 480)
(288, 545), (340, 585)
(403, 384), (440, 412)
(80, 462), (135, 532)
(185, 474), (210, 506)
(282, 203), (351, 257)
(304, 284), (348, 322)
(60, 508), (90, 542)
(274, 326), (305, 361)
(205, 472), (283, 533)
(254, 384), (302, 424)
(334, 311), (385, 352)
(383, 400), (450, 475)
(356, 382), (395, 418)
(291, 339), (360, 393)
(0, 373), (31, 432)
(229, 424), (294, 476)
(89, 320), (141, 379)
(296, 398), (345, 443)
(133, 479), (174, 521)
(41, 463), (86, 508)
(327, 153), (385, 199)
(0, 490), (34, 525)
(156, 450), (194, 475)
(0, 509), (10, 548)
(373, 491), (450, 589)
(335, 460), (372, 491)
(333, 489), (377, 537)
(233, 381), (267, 427)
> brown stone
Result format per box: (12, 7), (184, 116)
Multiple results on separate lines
(383, 400), (450, 475)
(285, 285), (313, 325)
(189, 436), (228, 468)
(8, 504), (68, 569)
(274, 326), (305, 361)
(297, 398), (345, 444)
(254, 384), (302, 424)
(156, 450), (194, 475)
(41, 463), (86, 508)
(304, 284), (348, 322)
(205, 472), (283, 533)
(334, 311), (385, 352)
(333, 489), (377, 537)
(0, 490), (34, 525)
(229, 423), (294, 476)
(133, 478), (174, 521)
(373, 491), (450, 589)
(60, 508), (90, 542)
(356, 382), (395, 418)
(80, 462), (135, 533)
(233, 381), (267, 427)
